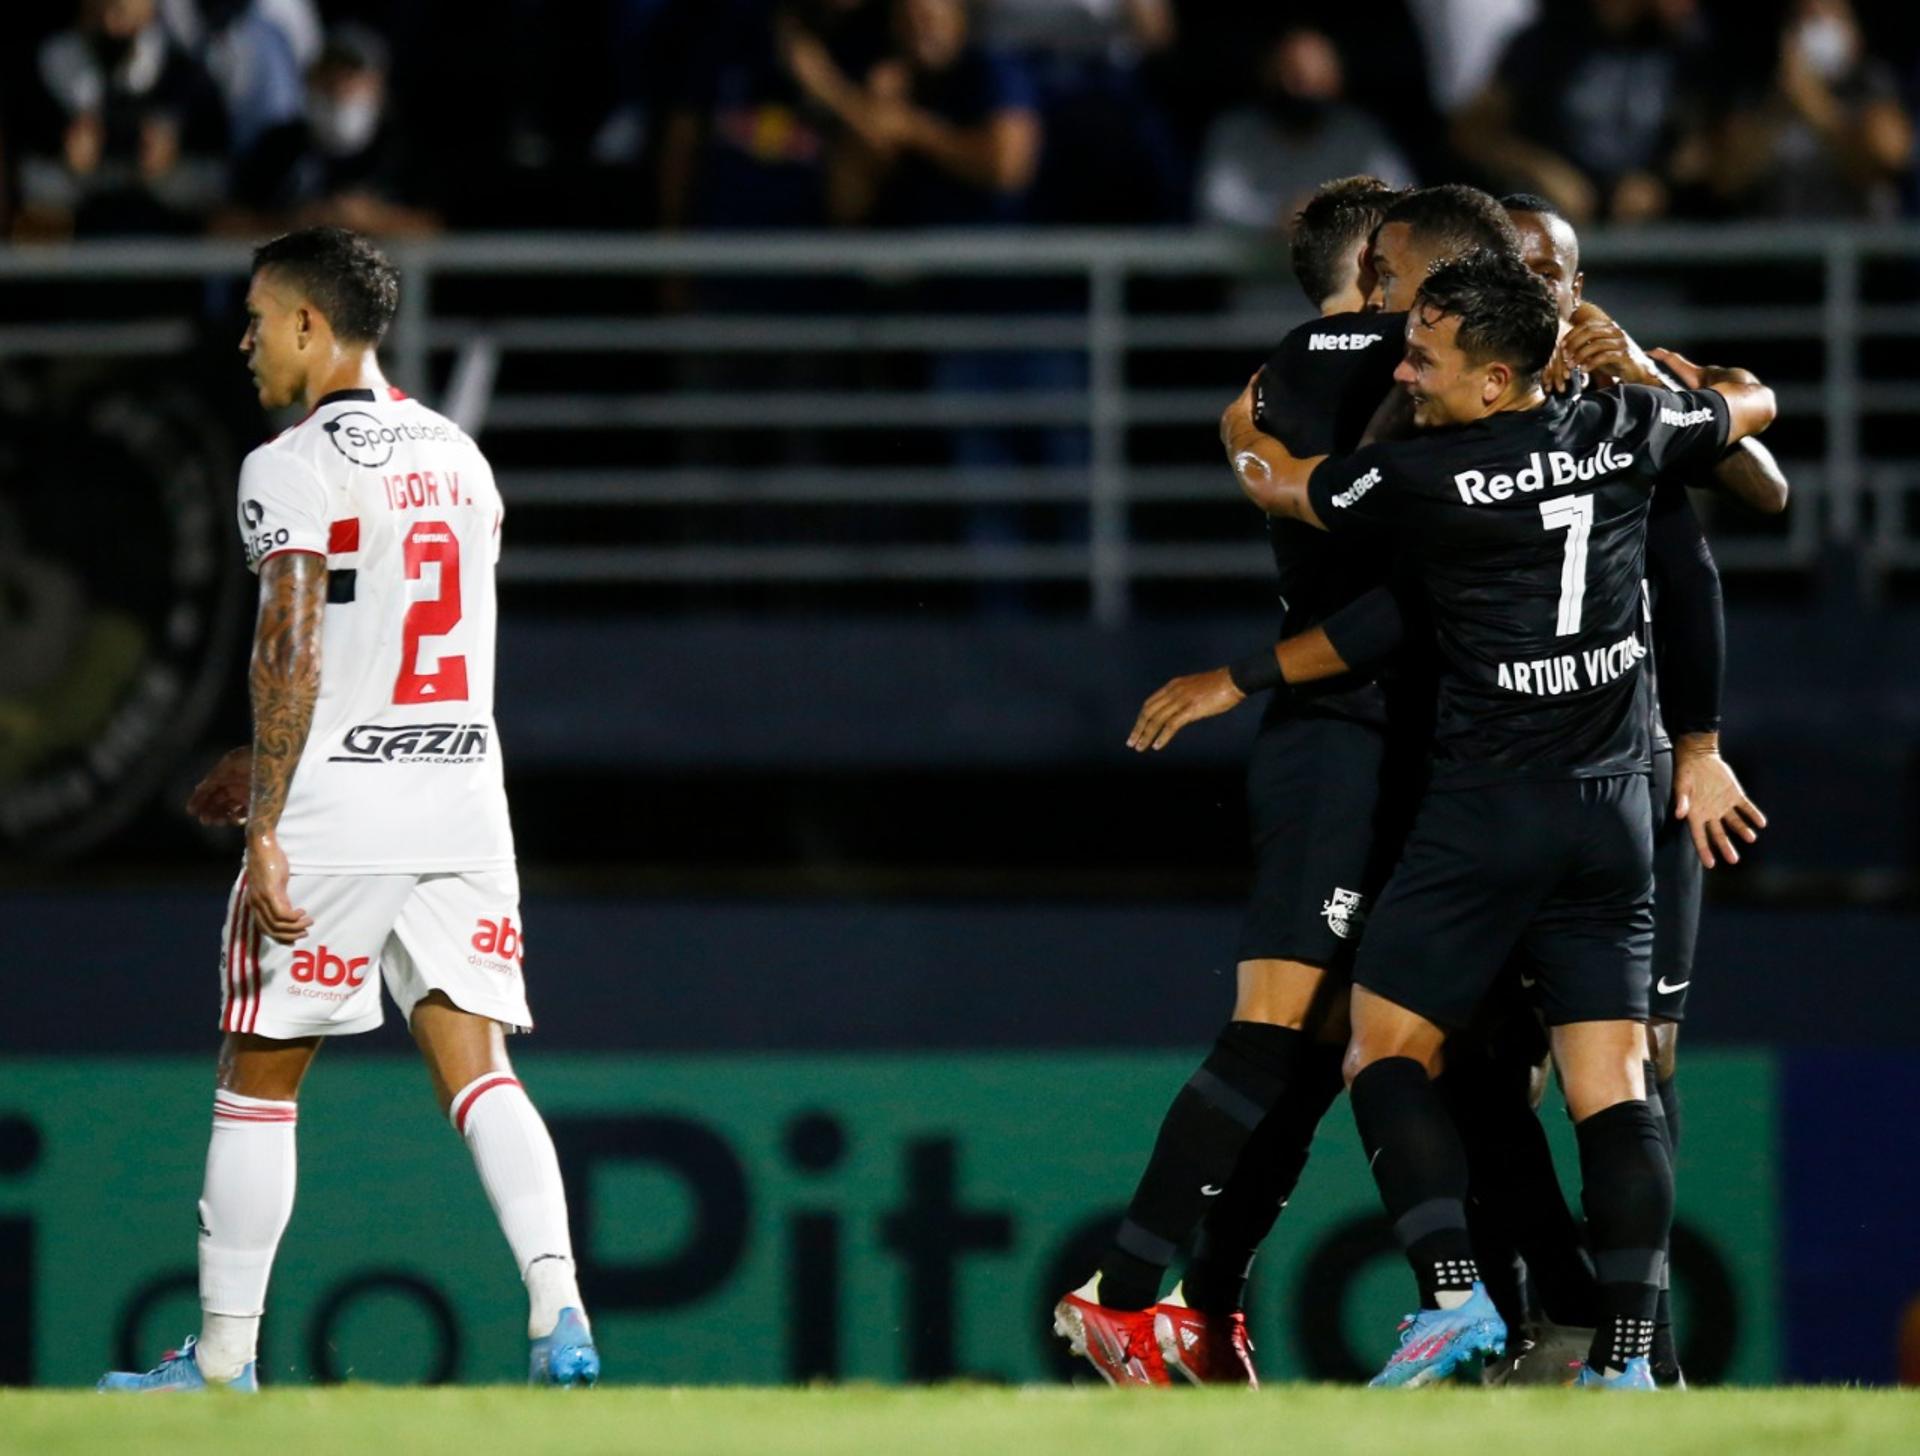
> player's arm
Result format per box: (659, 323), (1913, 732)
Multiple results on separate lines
(245, 552), (325, 944)
(1126, 588), (1405, 751)
(1219, 375), (1328, 527)
(1705, 436), (1790, 516)
(1560, 306), (1790, 513)
(1645, 482), (1765, 867)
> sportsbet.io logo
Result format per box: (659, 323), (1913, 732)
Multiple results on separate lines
(324, 411), (457, 469)
(328, 722), (491, 765)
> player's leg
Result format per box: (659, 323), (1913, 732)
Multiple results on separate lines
(1060, 714), (1385, 1385)
(1153, 972), (1347, 1385)
(1645, 744), (1698, 1384)
(1446, 986), (1600, 1338)
(102, 871), (396, 1392)
(390, 870), (596, 1386)
(1181, 982), (1348, 1319)
(190, 1033), (321, 1384)
(1549, 1020), (1668, 1388)
(1091, 956), (1328, 1313)
(1342, 782), (1557, 1385)
(1530, 772), (1668, 1390)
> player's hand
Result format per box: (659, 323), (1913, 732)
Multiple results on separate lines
(186, 746), (253, 827)
(245, 830), (313, 944)
(1561, 308), (1658, 388)
(1673, 735), (1766, 868)
(1128, 668), (1246, 752)
(1646, 347), (1704, 391)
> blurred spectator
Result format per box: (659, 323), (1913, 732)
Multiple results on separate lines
(805, 0), (1041, 226)
(1451, 0), (1713, 225)
(657, 0), (892, 230)
(1707, 0), (1912, 219)
(159, 0), (316, 155)
(1195, 27), (1413, 232)
(214, 24), (440, 238)
(1404, 0), (1537, 115)
(16, 0), (225, 238)
(975, 0), (1183, 222)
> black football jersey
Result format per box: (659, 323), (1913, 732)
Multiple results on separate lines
(1305, 383), (1733, 787)
(1251, 310), (1407, 725)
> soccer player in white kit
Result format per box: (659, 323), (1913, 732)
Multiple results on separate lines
(100, 227), (598, 1391)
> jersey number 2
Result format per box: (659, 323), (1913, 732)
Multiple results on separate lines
(1539, 493), (1594, 636)
(393, 520), (470, 704)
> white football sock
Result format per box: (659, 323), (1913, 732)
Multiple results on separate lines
(196, 1091), (298, 1379)
(450, 1073), (586, 1339)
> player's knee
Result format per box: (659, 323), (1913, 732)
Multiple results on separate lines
(1648, 1020), (1679, 1083)
(1232, 958), (1327, 1028)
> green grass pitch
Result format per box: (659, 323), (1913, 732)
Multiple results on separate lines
(4, 1386), (1918, 1456)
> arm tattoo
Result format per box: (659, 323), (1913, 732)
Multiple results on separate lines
(248, 552), (326, 836)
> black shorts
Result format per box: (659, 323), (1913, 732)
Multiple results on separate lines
(1238, 706), (1416, 969)
(1649, 748), (1701, 1023)
(1354, 772), (1655, 1029)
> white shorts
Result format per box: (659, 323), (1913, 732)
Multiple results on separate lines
(217, 867), (532, 1039)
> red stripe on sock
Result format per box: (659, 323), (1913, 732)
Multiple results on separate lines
(452, 1074), (522, 1134)
(213, 1103), (297, 1124)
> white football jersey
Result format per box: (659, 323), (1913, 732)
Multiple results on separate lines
(236, 385), (514, 873)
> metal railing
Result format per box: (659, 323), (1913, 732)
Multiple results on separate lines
(2, 224), (1915, 619)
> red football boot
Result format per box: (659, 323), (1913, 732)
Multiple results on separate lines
(1154, 1286), (1259, 1388)
(1053, 1278), (1172, 1387)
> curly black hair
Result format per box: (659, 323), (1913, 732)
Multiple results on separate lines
(1380, 183), (1522, 265)
(251, 227), (400, 345)
(1290, 175), (1404, 308)
(1413, 249), (1560, 380)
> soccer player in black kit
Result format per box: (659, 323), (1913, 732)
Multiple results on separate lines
(1219, 251), (1777, 1389)
(1052, 182), (1524, 1387)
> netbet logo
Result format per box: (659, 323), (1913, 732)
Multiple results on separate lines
(1309, 332), (1383, 352)
(1660, 405), (1714, 427)
(328, 722), (490, 765)
(1331, 467), (1381, 509)
(1454, 442), (1634, 504)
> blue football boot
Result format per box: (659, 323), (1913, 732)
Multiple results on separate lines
(1573, 1356), (1659, 1391)
(98, 1337), (258, 1393)
(1368, 1282), (1507, 1388)
(529, 1307), (599, 1387)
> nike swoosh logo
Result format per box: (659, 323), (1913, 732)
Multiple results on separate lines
(1656, 977), (1691, 995)
(1200, 1184), (1223, 1197)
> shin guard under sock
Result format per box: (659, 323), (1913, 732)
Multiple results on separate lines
(1351, 1057), (1478, 1309)
(1576, 1099), (1673, 1374)
(1097, 1021), (1306, 1309)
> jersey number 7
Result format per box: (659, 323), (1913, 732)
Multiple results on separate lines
(1539, 494), (1594, 637)
(394, 520), (470, 704)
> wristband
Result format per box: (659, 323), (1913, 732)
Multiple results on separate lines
(1228, 646), (1285, 695)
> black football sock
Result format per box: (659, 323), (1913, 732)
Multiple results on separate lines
(1183, 1042), (1346, 1315)
(1446, 1044), (1599, 1328)
(1096, 1021), (1307, 1310)
(1647, 1065), (1680, 1377)
(1656, 1072), (1682, 1154)
(1351, 1057), (1478, 1309)
(1576, 1099), (1674, 1375)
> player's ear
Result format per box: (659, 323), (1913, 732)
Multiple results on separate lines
(1483, 361), (1511, 403)
(1572, 271), (1585, 306)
